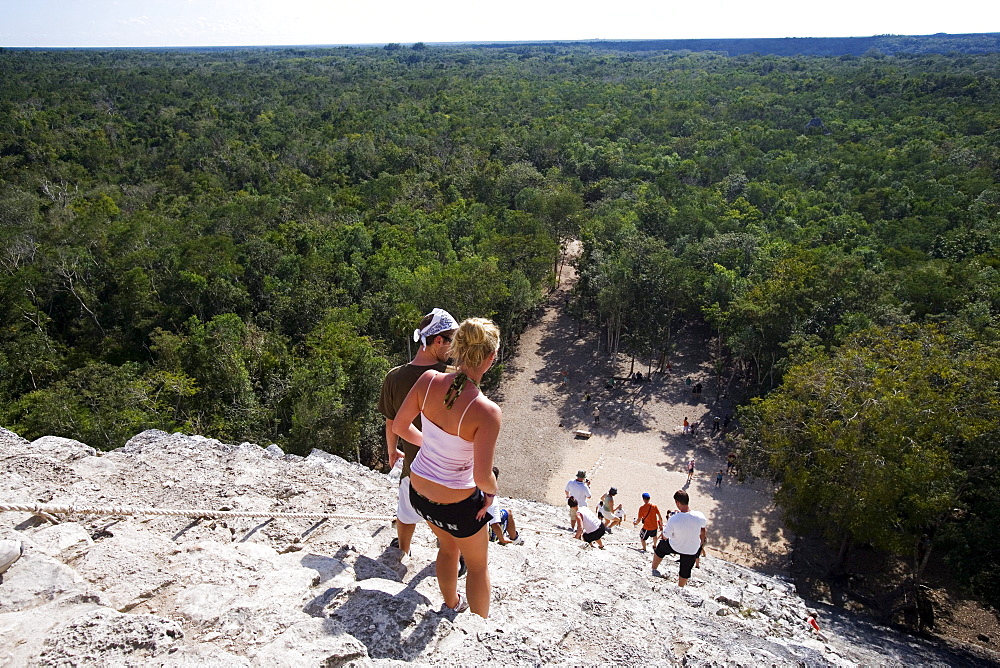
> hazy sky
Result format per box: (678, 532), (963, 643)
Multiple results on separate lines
(1, 0), (996, 48)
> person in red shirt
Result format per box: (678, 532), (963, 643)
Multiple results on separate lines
(633, 492), (663, 552)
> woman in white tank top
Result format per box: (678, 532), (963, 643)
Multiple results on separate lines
(393, 317), (502, 618)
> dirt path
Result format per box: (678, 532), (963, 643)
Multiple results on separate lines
(495, 241), (791, 574)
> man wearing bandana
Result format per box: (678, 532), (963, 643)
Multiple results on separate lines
(379, 308), (459, 556)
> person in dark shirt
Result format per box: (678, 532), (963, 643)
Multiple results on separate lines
(378, 308), (457, 555)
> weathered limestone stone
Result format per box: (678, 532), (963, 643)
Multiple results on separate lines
(30, 523), (94, 561)
(0, 427), (996, 666)
(325, 578), (439, 661)
(29, 436), (98, 462)
(0, 427), (30, 463)
(252, 618), (370, 666)
(37, 608), (183, 664)
(0, 600), (109, 665)
(72, 523), (176, 611)
(0, 551), (86, 612)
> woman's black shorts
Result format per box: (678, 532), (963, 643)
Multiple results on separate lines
(583, 524), (607, 543)
(409, 485), (491, 538)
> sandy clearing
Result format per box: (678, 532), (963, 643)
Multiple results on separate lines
(494, 242), (791, 573)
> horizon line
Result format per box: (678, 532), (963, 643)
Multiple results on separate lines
(3, 32), (995, 50)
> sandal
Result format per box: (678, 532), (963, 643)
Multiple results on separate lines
(450, 594), (469, 613)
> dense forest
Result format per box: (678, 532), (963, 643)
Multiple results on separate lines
(1, 45), (998, 612)
(479, 32), (1000, 57)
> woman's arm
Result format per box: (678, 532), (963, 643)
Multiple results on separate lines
(471, 400), (501, 519)
(391, 371), (435, 446)
(386, 418), (403, 467)
(471, 401), (501, 495)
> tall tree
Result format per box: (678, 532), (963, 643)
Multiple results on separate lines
(739, 324), (1000, 594)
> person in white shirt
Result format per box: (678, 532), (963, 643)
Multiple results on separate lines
(487, 467), (523, 545)
(651, 489), (707, 586)
(569, 497), (606, 548)
(564, 470), (591, 531)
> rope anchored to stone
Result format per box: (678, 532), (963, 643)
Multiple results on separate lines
(1, 502), (674, 550)
(0, 502), (395, 523)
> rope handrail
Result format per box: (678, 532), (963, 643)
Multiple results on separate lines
(1, 502), (618, 539)
(0, 502), (704, 551)
(0, 502), (394, 522)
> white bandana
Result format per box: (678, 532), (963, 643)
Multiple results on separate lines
(413, 308), (458, 350)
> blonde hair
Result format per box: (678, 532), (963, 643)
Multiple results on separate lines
(451, 317), (500, 371)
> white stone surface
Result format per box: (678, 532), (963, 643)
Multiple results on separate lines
(0, 427), (995, 666)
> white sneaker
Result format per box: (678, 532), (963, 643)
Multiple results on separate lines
(449, 593), (469, 613)
(511, 533), (524, 546)
(0, 540), (24, 575)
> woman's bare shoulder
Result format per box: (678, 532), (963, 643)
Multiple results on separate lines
(477, 395), (503, 421)
(418, 368), (449, 389)
(419, 368), (444, 381)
